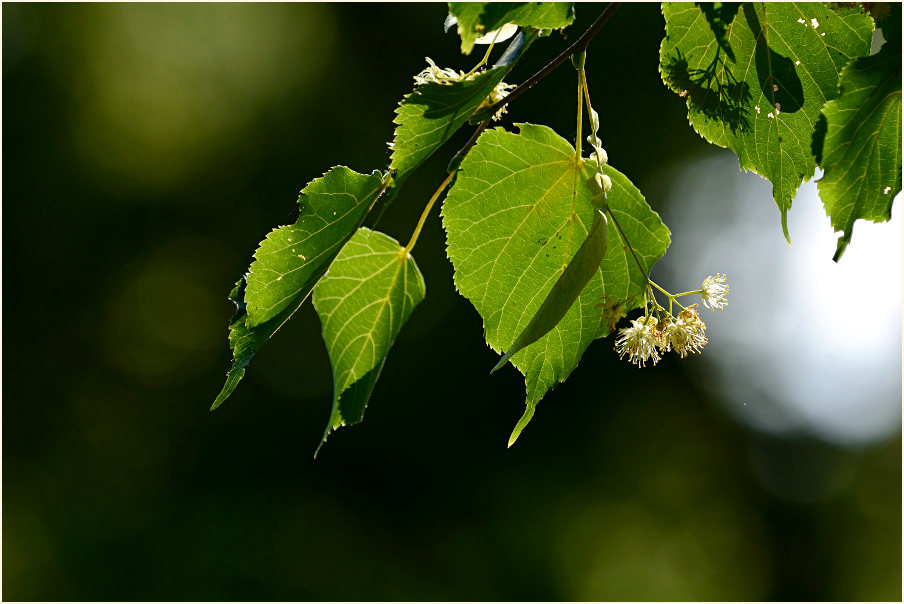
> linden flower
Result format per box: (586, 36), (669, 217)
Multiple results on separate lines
(413, 57), (463, 86)
(615, 317), (662, 367)
(415, 58), (514, 121)
(701, 273), (729, 310)
(662, 313), (707, 358)
(477, 80), (516, 121)
(678, 305), (707, 340)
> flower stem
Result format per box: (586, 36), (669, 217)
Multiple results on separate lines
(650, 280), (690, 312)
(575, 60), (584, 161)
(672, 289), (703, 298)
(579, 65), (607, 170)
(404, 171), (456, 254)
(479, 3), (622, 119)
(605, 206), (649, 284)
(447, 119), (490, 174)
(464, 40), (496, 79)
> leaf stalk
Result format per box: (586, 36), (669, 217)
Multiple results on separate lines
(404, 171), (456, 254)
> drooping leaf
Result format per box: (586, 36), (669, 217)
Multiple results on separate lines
(491, 207), (608, 373)
(312, 228), (426, 454)
(816, 35), (902, 261)
(660, 2), (874, 240)
(212, 166), (387, 409)
(442, 124), (670, 444)
(449, 2), (575, 55)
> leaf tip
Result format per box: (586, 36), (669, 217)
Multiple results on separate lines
(833, 231), (852, 262)
(781, 210), (792, 245)
(490, 352), (511, 374)
(507, 404), (536, 447)
(210, 367), (245, 411)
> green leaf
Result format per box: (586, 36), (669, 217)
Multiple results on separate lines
(816, 37), (902, 261)
(379, 23), (536, 222)
(449, 2), (575, 55)
(697, 2), (741, 61)
(660, 2), (874, 240)
(391, 66), (510, 188)
(312, 228), (426, 454)
(442, 124), (670, 445)
(212, 166), (386, 410)
(491, 207), (608, 373)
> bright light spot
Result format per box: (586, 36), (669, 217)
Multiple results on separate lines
(656, 152), (902, 447)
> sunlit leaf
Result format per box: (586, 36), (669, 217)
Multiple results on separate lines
(442, 124), (670, 444)
(816, 27), (901, 261)
(660, 2), (873, 240)
(491, 207), (608, 374)
(312, 228), (426, 454)
(391, 66), (510, 187)
(212, 166), (386, 409)
(449, 2), (575, 55)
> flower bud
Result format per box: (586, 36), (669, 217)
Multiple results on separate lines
(595, 173), (612, 192)
(592, 144), (608, 165)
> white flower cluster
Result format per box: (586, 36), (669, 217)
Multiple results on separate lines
(413, 58), (515, 121)
(615, 307), (708, 367)
(479, 80), (516, 121)
(413, 57), (465, 86)
(609, 274), (728, 368)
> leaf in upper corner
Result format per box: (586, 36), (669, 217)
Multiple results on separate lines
(212, 166), (386, 410)
(816, 35), (902, 261)
(442, 124), (670, 445)
(448, 3), (575, 55)
(660, 2), (874, 241)
(312, 228), (425, 454)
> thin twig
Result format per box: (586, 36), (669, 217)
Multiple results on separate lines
(447, 119), (491, 173)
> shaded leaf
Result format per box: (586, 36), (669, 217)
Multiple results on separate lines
(312, 228), (426, 454)
(660, 2), (873, 240)
(442, 124), (670, 444)
(697, 2), (741, 61)
(449, 2), (575, 55)
(816, 36), (901, 261)
(382, 29), (534, 220)
(491, 207), (608, 373)
(391, 66), (510, 187)
(212, 166), (386, 409)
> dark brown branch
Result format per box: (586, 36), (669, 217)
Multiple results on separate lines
(447, 119), (491, 173)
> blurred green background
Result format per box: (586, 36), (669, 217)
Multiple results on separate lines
(3, 3), (900, 601)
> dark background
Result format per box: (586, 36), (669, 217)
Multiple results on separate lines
(3, 3), (900, 600)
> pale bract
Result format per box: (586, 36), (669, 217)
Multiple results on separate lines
(475, 23), (519, 45)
